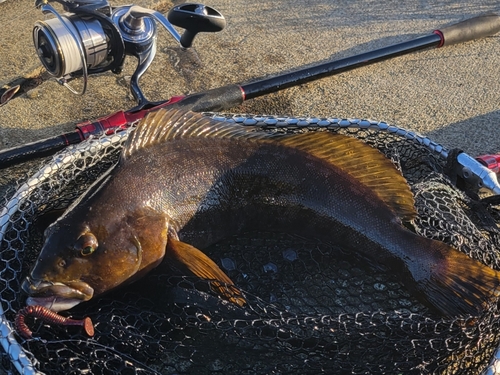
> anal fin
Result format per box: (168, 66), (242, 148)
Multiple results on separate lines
(165, 238), (246, 307)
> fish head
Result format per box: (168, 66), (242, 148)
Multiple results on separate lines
(22, 205), (169, 312)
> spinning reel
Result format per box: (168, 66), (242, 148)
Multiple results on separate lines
(32, 0), (226, 105)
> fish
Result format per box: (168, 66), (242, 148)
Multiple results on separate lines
(21, 108), (500, 316)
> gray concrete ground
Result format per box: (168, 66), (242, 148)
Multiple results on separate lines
(0, 0), (499, 158)
(0, 1), (499, 374)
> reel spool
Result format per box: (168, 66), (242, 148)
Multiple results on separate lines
(32, 0), (226, 103)
(33, 0), (124, 95)
(34, 16), (109, 78)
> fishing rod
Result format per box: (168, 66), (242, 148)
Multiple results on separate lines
(0, 3), (499, 184)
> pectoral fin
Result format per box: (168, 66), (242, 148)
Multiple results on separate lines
(165, 238), (246, 307)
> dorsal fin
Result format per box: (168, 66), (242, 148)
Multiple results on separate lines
(123, 108), (416, 220)
(122, 108), (268, 159)
(274, 132), (416, 221)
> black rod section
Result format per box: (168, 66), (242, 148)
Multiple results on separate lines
(0, 131), (82, 169)
(241, 34), (442, 100)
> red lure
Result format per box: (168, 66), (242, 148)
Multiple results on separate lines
(15, 305), (94, 339)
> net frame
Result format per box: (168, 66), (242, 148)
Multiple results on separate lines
(0, 113), (499, 375)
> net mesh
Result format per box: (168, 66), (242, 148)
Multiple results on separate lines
(1, 113), (500, 375)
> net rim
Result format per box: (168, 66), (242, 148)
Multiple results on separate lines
(4, 113), (500, 375)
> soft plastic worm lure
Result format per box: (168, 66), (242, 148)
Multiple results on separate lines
(15, 305), (94, 339)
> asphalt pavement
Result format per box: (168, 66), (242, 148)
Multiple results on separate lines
(0, 1), (499, 374)
(0, 0), (499, 158)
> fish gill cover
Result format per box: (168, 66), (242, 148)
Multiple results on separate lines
(1, 113), (500, 374)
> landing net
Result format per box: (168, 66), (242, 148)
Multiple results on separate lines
(1, 113), (499, 374)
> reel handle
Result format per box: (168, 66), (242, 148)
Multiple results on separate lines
(167, 3), (226, 48)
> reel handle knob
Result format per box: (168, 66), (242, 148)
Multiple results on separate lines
(167, 3), (225, 48)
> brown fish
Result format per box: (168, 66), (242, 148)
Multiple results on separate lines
(22, 108), (500, 316)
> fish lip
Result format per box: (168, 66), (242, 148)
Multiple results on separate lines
(21, 277), (94, 302)
(25, 296), (84, 312)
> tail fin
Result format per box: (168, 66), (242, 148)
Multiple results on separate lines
(419, 241), (500, 317)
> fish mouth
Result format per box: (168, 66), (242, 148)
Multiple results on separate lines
(21, 277), (94, 312)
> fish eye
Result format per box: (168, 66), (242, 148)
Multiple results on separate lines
(81, 245), (95, 256)
(76, 233), (98, 256)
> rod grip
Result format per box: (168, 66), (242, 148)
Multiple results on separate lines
(436, 13), (500, 46)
